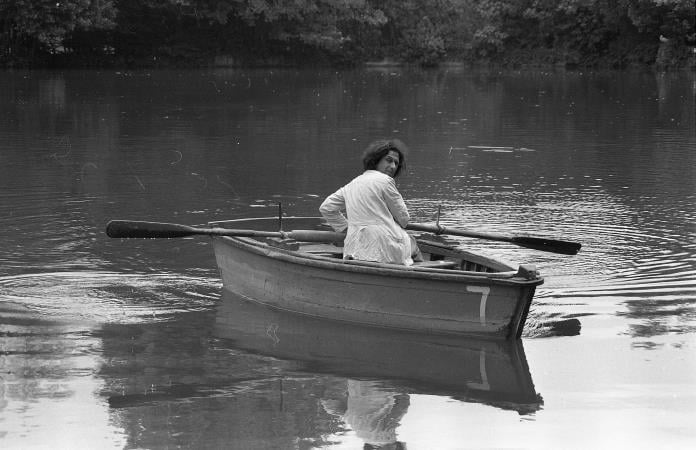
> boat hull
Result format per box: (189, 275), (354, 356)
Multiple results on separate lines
(211, 217), (542, 339)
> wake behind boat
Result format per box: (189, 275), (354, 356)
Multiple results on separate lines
(208, 217), (543, 340)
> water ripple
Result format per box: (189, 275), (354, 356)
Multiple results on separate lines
(408, 195), (696, 339)
(0, 271), (221, 324)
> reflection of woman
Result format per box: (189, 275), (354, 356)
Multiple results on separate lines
(321, 379), (409, 449)
(320, 139), (420, 265)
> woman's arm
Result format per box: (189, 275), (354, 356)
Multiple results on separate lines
(319, 188), (349, 232)
(382, 178), (410, 228)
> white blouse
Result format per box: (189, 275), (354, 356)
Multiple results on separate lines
(319, 170), (413, 265)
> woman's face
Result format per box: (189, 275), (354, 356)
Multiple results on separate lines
(376, 150), (400, 177)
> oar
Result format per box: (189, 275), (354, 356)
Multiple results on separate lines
(106, 220), (346, 243)
(107, 220), (580, 254)
(406, 223), (581, 255)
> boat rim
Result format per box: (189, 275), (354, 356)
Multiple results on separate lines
(208, 217), (544, 286)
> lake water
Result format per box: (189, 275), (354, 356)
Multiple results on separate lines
(1, 68), (694, 449)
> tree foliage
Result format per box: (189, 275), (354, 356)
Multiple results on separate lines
(0, 0), (116, 58)
(1, 0), (693, 67)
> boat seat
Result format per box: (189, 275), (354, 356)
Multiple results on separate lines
(307, 251), (343, 258)
(301, 243), (344, 258)
(412, 260), (459, 269)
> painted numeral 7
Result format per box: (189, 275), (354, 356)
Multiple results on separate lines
(467, 286), (490, 326)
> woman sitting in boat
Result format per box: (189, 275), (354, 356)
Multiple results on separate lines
(319, 139), (421, 265)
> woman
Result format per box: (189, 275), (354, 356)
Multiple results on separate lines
(319, 139), (420, 265)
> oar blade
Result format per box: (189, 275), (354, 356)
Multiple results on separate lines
(510, 236), (581, 255)
(407, 222), (581, 255)
(106, 220), (198, 239)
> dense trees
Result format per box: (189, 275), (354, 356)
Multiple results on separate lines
(0, 0), (116, 57)
(463, 0), (696, 67)
(1, 0), (694, 68)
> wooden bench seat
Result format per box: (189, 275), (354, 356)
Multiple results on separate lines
(301, 243), (344, 258)
(412, 260), (459, 269)
(300, 244), (460, 268)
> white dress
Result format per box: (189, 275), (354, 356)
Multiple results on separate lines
(319, 170), (414, 265)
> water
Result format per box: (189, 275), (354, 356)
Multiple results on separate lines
(1, 68), (695, 449)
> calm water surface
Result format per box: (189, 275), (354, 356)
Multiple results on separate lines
(1, 68), (695, 449)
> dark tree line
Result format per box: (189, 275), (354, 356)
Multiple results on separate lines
(1, 0), (694, 68)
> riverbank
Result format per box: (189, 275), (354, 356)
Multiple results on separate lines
(4, 43), (695, 71)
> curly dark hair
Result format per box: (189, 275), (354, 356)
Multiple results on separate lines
(361, 139), (408, 178)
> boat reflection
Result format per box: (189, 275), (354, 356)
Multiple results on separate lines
(98, 292), (542, 448)
(215, 291), (543, 416)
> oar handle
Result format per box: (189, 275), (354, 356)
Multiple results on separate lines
(106, 220), (346, 243)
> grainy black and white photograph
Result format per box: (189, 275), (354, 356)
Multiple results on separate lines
(1, 1), (695, 449)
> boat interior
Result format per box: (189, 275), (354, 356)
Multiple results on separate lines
(210, 216), (525, 276)
(297, 240), (495, 272)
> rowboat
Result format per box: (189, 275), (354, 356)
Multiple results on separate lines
(215, 290), (543, 414)
(208, 216), (544, 340)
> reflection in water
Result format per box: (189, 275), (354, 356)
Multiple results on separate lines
(0, 300), (126, 448)
(91, 291), (542, 449)
(1, 271), (543, 448)
(1, 68), (694, 447)
(0, 271), (219, 447)
(322, 380), (410, 449)
(214, 291), (543, 415)
(97, 311), (350, 448)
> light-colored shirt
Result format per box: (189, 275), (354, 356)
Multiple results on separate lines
(319, 170), (413, 265)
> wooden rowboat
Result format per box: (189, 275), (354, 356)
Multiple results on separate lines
(209, 217), (543, 340)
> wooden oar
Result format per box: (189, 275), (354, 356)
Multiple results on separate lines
(106, 220), (346, 243)
(406, 223), (581, 255)
(107, 220), (580, 254)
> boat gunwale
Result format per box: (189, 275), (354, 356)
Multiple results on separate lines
(209, 221), (543, 286)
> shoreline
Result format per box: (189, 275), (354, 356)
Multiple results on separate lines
(3, 59), (694, 72)
(4, 46), (696, 72)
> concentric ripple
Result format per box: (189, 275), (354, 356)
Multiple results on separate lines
(0, 271), (221, 324)
(408, 193), (696, 338)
